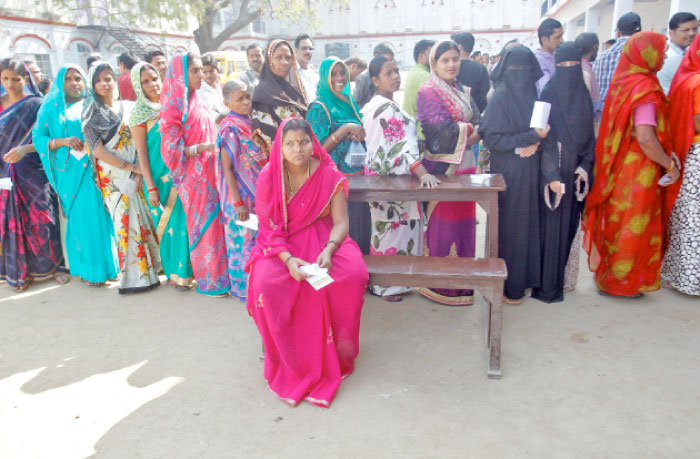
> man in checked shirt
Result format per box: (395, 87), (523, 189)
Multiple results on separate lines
(593, 12), (642, 104)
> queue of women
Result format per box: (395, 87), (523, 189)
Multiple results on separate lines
(1, 30), (698, 407)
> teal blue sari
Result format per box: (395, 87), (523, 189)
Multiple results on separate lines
(33, 65), (118, 283)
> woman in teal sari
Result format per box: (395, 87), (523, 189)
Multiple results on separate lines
(130, 61), (193, 290)
(306, 57), (371, 253)
(33, 64), (118, 285)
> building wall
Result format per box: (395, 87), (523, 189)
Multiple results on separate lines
(1, 13), (196, 79)
(546, 0), (698, 44)
(219, 0), (543, 68)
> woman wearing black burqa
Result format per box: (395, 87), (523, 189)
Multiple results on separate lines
(531, 42), (595, 303)
(479, 46), (550, 304)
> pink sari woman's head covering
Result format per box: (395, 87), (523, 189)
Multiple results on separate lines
(245, 117), (347, 271)
(159, 53), (216, 184)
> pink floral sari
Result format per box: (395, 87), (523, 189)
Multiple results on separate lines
(245, 118), (368, 408)
(160, 55), (229, 295)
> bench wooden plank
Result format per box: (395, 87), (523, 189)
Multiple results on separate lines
(364, 255), (506, 288)
(348, 173), (506, 202)
(348, 174), (504, 258)
(364, 255), (505, 378)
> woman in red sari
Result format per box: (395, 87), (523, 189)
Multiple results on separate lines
(245, 118), (368, 408)
(583, 32), (680, 298)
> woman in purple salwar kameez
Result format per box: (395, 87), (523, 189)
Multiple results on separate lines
(416, 40), (482, 305)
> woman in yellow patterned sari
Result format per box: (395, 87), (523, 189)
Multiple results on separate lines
(582, 32), (681, 298)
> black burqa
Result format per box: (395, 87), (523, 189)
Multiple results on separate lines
(478, 46), (543, 300)
(531, 42), (596, 303)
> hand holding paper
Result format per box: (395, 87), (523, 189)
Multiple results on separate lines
(299, 263), (334, 290)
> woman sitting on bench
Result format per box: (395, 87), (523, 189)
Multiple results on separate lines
(245, 118), (369, 408)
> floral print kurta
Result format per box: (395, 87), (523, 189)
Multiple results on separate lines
(361, 95), (423, 296)
(87, 103), (162, 294)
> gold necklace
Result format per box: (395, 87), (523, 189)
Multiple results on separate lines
(286, 160), (311, 197)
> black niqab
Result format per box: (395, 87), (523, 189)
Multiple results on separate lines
(540, 42), (593, 149)
(480, 46), (543, 135)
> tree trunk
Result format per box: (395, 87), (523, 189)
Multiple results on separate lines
(193, 0), (262, 54)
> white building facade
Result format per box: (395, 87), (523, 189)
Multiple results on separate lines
(544, 0), (699, 43)
(1, 4), (196, 79)
(218, 0), (544, 68)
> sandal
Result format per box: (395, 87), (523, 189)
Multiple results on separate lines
(54, 272), (71, 285)
(503, 296), (524, 305)
(597, 290), (643, 299)
(88, 281), (106, 287)
(11, 280), (31, 292)
(169, 280), (192, 291)
(382, 295), (404, 302)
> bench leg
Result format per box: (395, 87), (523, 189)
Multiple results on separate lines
(486, 283), (503, 379)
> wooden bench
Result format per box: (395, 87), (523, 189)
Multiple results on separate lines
(348, 174), (506, 258)
(348, 173), (508, 378)
(364, 255), (507, 379)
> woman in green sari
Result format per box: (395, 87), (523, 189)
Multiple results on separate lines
(33, 64), (118, 286)
(129, 62), (193, 289)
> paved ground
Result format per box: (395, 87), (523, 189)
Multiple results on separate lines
(1, 256), (698, 459)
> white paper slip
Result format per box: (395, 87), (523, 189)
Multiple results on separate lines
(514, 147), (523, 156)
(658, 174), (673, 187)
(0, 177), (12, 190)
(70, 149), (87, 160)
(300, 263), (334, 290)
(235, 213), (259, 231)
(530, 101), (551, 130)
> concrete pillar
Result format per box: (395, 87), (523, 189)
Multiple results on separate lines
(669, 0), (699, 16)
(566, 20), (577, 41)
(584, 8), (600, 33)
(611, 0), (634, 37)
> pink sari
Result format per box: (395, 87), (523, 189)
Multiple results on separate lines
(245, 118), (368, 408)
(160, 55), (229, 295)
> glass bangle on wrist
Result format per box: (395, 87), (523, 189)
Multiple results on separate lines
(233, 199), (244, 207)
(283, 254), (294, 265)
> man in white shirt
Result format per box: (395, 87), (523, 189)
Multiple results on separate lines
(200, 53), (226, 124)
(294, 34), (319, 100)
(239, 43), (263, 95)
(658, 12), (698, 94)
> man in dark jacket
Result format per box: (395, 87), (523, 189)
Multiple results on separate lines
(451, 32), (490, 113)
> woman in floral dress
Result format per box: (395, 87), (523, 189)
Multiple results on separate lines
(362, 56), (439, 301)
(81, 61), (161, 294)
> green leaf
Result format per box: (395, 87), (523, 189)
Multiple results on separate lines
(407, 238), (414, 254)
(387, 206), (394, 219)
(373, 102), (393, 119)
(379, 118), (389, 130)
(397, 250), (408, 256)
(372, 234), (380, 248)
(387, 140), (407, 160)
(375, 221), (387, 233)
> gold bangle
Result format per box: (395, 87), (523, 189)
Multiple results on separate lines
(666, 158), (675, 173)
(331, 133), (340, 143)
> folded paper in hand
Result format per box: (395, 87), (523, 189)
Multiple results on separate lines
(0, 177), (13, 190)
(70, 149), (87, 161)
(235, 213), (259, 231)
(299, 263), (334, 290)
(530, 101), (551, 130)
